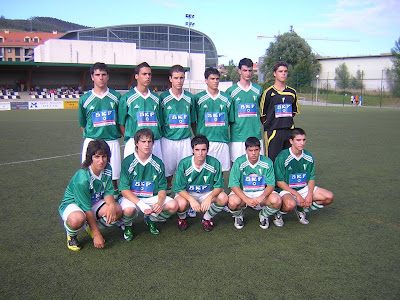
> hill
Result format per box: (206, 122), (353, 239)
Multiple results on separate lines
(0, 16), (89, 33)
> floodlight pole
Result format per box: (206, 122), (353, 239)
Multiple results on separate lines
(185, 14), (195, 93)
(316, 75), (320, 102)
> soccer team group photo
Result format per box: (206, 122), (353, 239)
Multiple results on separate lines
(61, 59), (334, 251)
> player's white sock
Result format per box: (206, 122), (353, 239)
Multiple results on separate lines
(177, 210), (188, 219)
(230, 209), (244, 217)
(122, 213), (134, 227)
(64, 221), (80, 236)
(203, 203), (224, 220)
(304, 201), (324, 213)
(152, 211), (173, 222)
(260, 206), (279, 218)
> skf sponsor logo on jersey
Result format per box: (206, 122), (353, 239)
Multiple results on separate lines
(238, 103), (257, 117)
(205, 112), (225, 127)
(92, 110), (116, 127)
(186, 184), (210, 193)
(130, 181), (154, 197)
(137, 111), (157, 127)
(274, 103), (292, 118)
(169, 114), (189, 128)
(289, 173), (307, 189)
(243, 174), (266, 192)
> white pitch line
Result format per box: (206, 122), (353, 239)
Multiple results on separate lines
(0, 144), (125, 166)
(0, 153), (81, 166)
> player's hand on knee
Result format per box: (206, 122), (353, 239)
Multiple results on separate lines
(152, 203), (162, 215)
(201, 199), (211, 212)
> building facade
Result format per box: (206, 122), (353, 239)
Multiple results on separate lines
(0, 30), (62, 62)
(60, 24), (218, 68)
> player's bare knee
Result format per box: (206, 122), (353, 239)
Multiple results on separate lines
(165, 200), (179, 213)
(268, 193), (282, 208)
(123, 206), (135, 216)
(282, 196), (296, 212)
(325, 191), (334, 205)
(216, 192), (228, 206)
(67, 215), (85, 229)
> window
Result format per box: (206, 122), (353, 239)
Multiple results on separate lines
(15, 48), (20, 56)
(0, 37), (4, 43)
(24, 37), (30, 43)
(15, 58), (20, 61)
(7, 48), (12, 53)
(33, 37), (39, 43)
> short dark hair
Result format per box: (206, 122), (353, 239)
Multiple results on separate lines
(238, 58), (253, 70)
(135, 62), (151, 74)
(82, 139), (110, 169)
(134, 128), (154, 146)
(245, 137), (261, 149)
(289, 128), (306, 140)
(191, 134), (209, 150)
(273, 61), (288, 73)
(169, 65), (185, 76)
(204, 67), (220, 79)
(90, 62), (109, 75)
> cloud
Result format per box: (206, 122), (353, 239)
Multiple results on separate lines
(304, 0), (400, 35)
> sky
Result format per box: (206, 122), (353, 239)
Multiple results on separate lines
(2, 0), (400, 65)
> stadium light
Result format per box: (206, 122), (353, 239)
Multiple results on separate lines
(316, 74), (320, 102)
(186, 13), (195, 93)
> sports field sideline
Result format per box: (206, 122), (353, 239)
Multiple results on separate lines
(0, 106), (399, 299)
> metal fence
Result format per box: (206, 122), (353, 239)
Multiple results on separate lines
(294, 78), (399, 108)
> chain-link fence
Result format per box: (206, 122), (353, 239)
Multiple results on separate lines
(293, 78), (399, 108)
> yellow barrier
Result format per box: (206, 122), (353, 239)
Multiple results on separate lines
(63, 101), (79, 109)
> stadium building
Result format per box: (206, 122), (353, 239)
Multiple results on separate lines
(59, 24), (218, 69)
(0, 24), (228, 94)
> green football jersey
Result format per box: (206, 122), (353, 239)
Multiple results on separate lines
(119, 153), (167, 198)
(226, 82), (263, 142)
(229, 154), (275, 192)
(173, 155), (224, 194)
(160, 89), (195, 140)
(118, 88), (162, 141)
(194, 90), (234, 144)
(274, 148), (315, 192)
(58, 165), (114, 215)
(78, 89), (122, 140)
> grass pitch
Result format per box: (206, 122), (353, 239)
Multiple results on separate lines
(0, 106), (399, 299)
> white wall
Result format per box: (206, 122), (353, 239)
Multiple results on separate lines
(34, 40), (137, 65)
(34, 40), (208, 89)
(317, 54), (393, 91)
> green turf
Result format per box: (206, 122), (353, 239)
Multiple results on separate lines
(1, 107), (399, 299)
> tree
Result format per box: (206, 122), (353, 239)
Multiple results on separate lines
(335, 63), (350, 90)
(387, 37), (400, 97)
(349, 69), (365, 90)
(259, 32), (320, 89)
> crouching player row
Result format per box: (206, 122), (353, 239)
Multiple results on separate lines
(227, 129), (334, 229)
